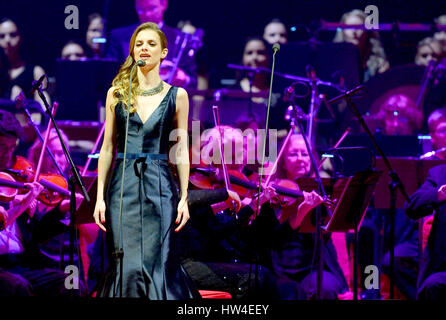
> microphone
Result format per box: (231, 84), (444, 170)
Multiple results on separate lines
(272, 43), (280, 53)
(328, 84), (365, 104)
(285, 104), (307, 122)
(283, 82), (296, 102)
(136, 59), (146, 66)
(15, 91), (26, 109)
(30, 74), (46, 95)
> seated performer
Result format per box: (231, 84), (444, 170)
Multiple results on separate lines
(426, 107), (446, 160)
(333, 9), (389, 82)
(182, 125), (327, 299)
(373, 94), (424, 136)
(26, 128), (87, 273)
(263, 18), (288, 45)
(106, 0), (198, 88)
(0, 18), (51, 106)
(405, 164), (446, 300)
(0, 110), (85, 296)
(269, 132), (351, 299)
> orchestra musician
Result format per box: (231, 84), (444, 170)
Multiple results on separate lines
(26, 128), (86, 273)
(0, 110), (85, 296)
(106, 0), (198, 88)
(269, 132), (351, 299)
(405, 164), (446, 300)
(181, 125), (330, 299)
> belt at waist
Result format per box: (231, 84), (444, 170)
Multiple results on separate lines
(117, 153), (167, 164)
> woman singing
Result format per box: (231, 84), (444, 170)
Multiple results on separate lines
(93, 22), (199, 299)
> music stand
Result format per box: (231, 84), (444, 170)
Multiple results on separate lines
(197, 92), (268, 129)
(296, 177), (339, 233)
(55, 58), (120, 121)
(323, 169), (382, 300)
(324, 170), (382, 232)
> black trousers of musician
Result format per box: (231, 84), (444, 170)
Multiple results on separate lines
(0, 254), (86, 296)
(181, 258), (306, 300)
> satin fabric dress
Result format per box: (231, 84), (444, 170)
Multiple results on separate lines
(99, 86), (199, 299)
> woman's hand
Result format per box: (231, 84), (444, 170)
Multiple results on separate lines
(24, 182), (45, 202)
(250, 185), (278, 209)
(93, 199), (106, 232)
(298, 190), (324, 214)
(225, 189), (242, 213)
(175, 197), (190, 232)
(60, 193), (85, 213)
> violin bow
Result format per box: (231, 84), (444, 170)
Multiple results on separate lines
(317, 127), (351, 171)
(33, 102), (59, 183)
(264, 124), (296, 187)
(211, 105), (235, 209)
(247, 125), (296, 222)
(81, 122), (105, 176)
(16, 93), (66, 179)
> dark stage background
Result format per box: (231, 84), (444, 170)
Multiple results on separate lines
(1, 0), (445, 86)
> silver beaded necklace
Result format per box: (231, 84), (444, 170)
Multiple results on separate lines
(137, 81), (164, 96)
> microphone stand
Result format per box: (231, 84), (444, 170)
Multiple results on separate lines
(32, 79), (90, 280)
(18, 99), (67, 180)
(227, 64), (344, 92)
(114, 60), (144, 297)
(416, 60), (437, 110)
(247, 71), (254, 117)
(329, 85), (410, 299)
(290, 106), (333, 300)
(253, 43), (279, 296)
(306, 66), (320, 147)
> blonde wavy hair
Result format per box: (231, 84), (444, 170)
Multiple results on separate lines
(111, 22), (168, 112)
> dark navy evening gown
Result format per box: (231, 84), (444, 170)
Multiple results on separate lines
(99, 86), (199, 299)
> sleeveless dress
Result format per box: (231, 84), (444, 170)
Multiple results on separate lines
(99, 86), (200, 299)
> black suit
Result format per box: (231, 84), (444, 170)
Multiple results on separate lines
(106, 23), (198, 88)
(405, 164), (446, 299)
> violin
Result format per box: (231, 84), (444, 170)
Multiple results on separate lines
(189, 164), (336, 207)
(0, 171), (26, 202)
(189, 165), (254, 198)
(9, 155), (35, 183)
(4, 155), (70, 206)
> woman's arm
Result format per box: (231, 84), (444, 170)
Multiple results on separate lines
(288, 190), (324, 230)
(93, 87), (117, 232)
(3, 182), (44, 228)
(173, 87), (190, 232)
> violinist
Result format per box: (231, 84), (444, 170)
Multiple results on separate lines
(181, 125), (321, 299)
(0, 110), (84, 296)
(269, 132), (350, 299)
(26, 128), (87, 272)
